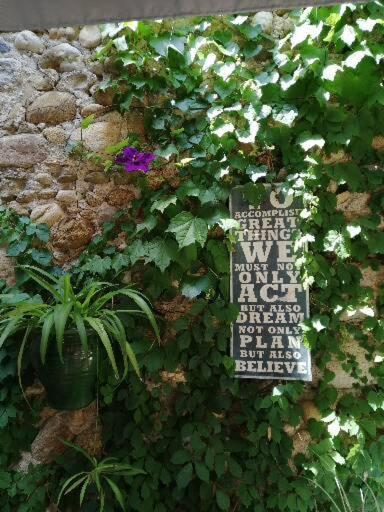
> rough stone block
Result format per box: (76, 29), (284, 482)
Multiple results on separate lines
(30, 203), (65, 226)
(27, 91), (77, 125)
(14, 30), (45, 53)
(70, 115), (127, 152)
(336, 191), (371, 220)
(39, 43), (83, 72)
(0, 134), (47, 167)
(79, 25), (102, 49)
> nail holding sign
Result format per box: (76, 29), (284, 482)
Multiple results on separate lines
(230, 185), (311, 381)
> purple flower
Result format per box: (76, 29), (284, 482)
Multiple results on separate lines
(115, 146), (156, 173)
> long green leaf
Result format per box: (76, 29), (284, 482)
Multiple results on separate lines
(74, 313), (88, 353)
(77, 281), (112, 299)
(0, 316), (20, 349)
(120, 290), (160, 342)
(97, 457), (118, 465)
(54, 303), (73, 362)
(80, 282), (112, 310)
(98, 463), (146, 475)
(100, 488), (105, 512)
(63, 475), (88, 497)
(40, 313), (54, 363)
(104, 477), (126, 511)
(103, 312), (128, 379)
(87, 289), (117, 314)
(56, 472), (87, 505)
(92, 287), (160, 341)
(17, 325), (32, 408)
(62, 274), (72, 303)
(79, 475), (90, 506)
(125, 341), (141, 379)
(20, 264), (58, 283)
(22, 267), (62, 301)
(88, 286), (143, 313)
(60, 439), (96, 465)
(85, 317), (118, 376)
(1, 303), (47, 317)
(94, 467), (102, 492)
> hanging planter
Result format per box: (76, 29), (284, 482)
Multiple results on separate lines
(31, 331), (97, 410)
(0, 265), (160, 411)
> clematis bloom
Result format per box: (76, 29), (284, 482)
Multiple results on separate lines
(115, 146), (156, 173)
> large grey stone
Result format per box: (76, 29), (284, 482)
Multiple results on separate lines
(40, 43), (83, 72)
(34, 172), (54, 187)
(251, 12), (273, 33)
(0, 58), (21, 90)
(32, 69), (59, 91)
(14, 31), (45, 53)
(84, 171), (109, 184)
(0, 134), (47, 167)
(81, 103), (105, 117)
(16, 189), (38, 204)
(70, 115), (127, 152)
(48, 27), (77, 41)
(57, 70), (97, 92)
(27, 91), (77, 125)
(42, 126), (68, 145)
(30, 203), (65, 226)
(56, 190), (78, 204)
(79, 26), (102, 49)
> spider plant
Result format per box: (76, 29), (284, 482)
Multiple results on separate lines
(57, 440), (145, 511)
(0, 265), (159, 407)
(310, 475), (383, 512)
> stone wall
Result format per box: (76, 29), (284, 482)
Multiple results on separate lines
(1, 24), (383, 385)
(0, 26), (142, 266)
(0, 23), (384, 470)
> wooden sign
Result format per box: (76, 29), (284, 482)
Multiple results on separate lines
(230, 185), (311, 381)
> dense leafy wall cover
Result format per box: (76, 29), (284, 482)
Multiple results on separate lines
(1, 3), (384, 510)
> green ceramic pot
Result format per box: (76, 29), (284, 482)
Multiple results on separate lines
(32, 331), (97, 411)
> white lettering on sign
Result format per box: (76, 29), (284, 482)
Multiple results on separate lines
(230, 185), (311, 381)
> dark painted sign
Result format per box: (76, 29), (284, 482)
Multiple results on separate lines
(230, 185), (311, 381)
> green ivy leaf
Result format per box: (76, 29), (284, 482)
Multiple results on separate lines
(241, 183), (267, 207)
(194, 462), (210, 483)
(365, 232), (384, 254)
(216, 489), (230, 511)
(144, 238), (176, 272)
(136, 215), (157, 233)
(181, 274), (215, 299)
(111, 253), (130, 273)
(80, 255), (112, 274)
(150, 196), (178, 213)
(297, 132), (325, 151)
(171, 450), (191, 465)
(312, 315), (329, 332)
(7, 239), (28, 256)
(166, 212), (208, 248)
(207, 240), (229, 274)
(127, 240), (145, 265)
(30, 249), (52, 266)
(323, 230), (350, 259)
(176, 463), (193, 488)
(150, 36), (186, 56)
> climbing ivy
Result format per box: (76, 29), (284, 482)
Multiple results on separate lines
(0, 2), (384, 510)
(0, 207), (52, 268)
(91, 4), (384, 510)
